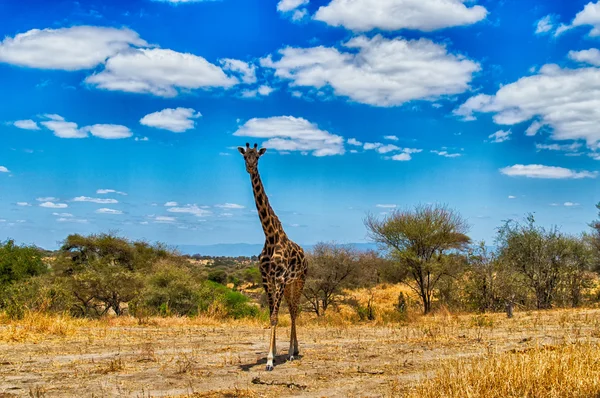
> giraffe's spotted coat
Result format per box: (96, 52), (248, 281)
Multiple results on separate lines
(238, 143), (308, 371)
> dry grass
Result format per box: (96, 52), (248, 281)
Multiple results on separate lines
(409, 341), (600, 398)
(1, 284), (600, 397)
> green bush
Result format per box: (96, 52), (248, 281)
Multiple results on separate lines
(136, 262), (200, 316)
(207, 269), (228, 285)
(197, 281), (261, 319)
(0, 276), (72, 319)
(0, 240), (47, 287)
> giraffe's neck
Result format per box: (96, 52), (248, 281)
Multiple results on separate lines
(250, 170), (284, 240)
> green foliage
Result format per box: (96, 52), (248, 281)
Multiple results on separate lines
(0, 239), (47, 287)
(496, 214), (594, 310)
(365, 204), (471, 314)
(0, 276), (72, 319)
(242, 266), (262, 286)
(197, 280), (261, 319)
(135, 261), (200, 316)
(207, 269), (228, 285)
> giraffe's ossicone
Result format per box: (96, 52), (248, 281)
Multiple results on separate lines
(238, 143), (309, 371)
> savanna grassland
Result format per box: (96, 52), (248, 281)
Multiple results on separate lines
(2, 204), (600, 397)
(1, 284), (600, 398)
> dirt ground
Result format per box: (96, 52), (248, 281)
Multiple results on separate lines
(0, 308), (599, 397)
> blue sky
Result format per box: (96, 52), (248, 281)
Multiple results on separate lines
(1, 0), (599, 250)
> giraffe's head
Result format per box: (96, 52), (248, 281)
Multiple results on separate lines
(238, 143), (267, 174)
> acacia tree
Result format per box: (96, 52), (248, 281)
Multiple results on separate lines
(560, 235), (594, 308)
(465, 242), (499, 313)
(55, 233), (169, 316)
(302, 243), (375, 316)
(590, 202), (600, 271)
(497, 214), (571, 310)
(364, 204), (471, 314)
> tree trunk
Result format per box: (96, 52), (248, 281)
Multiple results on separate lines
(422, 295), (432, 314)
(505, 302), (514, 318)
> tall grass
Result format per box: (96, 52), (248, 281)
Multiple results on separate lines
(409, 342), (600, 398)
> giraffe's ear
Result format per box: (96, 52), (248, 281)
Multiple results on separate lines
(238, 147), (246, 155)
(258, 148), (267, 156)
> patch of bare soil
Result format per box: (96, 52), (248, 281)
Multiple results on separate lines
(1, 309), (599, 397)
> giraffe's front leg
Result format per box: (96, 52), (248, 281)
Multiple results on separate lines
(266, 285), (284, 371)
(266, 324), (276, 371)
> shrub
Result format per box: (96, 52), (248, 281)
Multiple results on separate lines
(197, 281), (261, 319)
(207, 269), (228, 285)
(0, 276), (72, 319)
(135, 261), (200, 316)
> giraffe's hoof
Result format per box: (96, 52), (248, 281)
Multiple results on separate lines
(288, 355), (295, 362)
(266, 364), (274, 371)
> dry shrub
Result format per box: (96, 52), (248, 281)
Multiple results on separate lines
(0, 311), (83, 342)
(409, 342), (600, 398)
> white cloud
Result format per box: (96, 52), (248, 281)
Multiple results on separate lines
(57, 217), (88, 223)
(292, 9), (308, 21)
(363, 142), (382, 150)
(82, 124), (133, 139)
(0, 166), (9, 173)
(97, 189), (127, 195)
(40, 202), (68, 209)
(13, 119), (40, 130)
(153, 216), (177, 223)
(488, 130), (511, 143)
(220, 58), (257, 84)
(262, 35), (480, 107)
(535, 15), (555, 34)
(233, 116), (345, 156)
(277, 0), (308, 12)
(376, 204), (396, 208)
(277, 0), (309, 21)
(135, 136), (149, 142)
(40, 116), (86, 139)
(0, 26), (146, 70)
(37, 197), (57, 202)
(38, 115), (133, 139)
(241, 85), (276, 98)
(86, 48), (238, 97)
(377, 144), (400, 154)
(258, 85), (275, 96)
(52, 212), (73, 217)
(140, 108), (202, 133)
(215, 203), (245, 209)
(556, 2), (600, 37)
(16, 202), (31, 206)
(165, 201), (178, 207)
(564, 202), (580, 207)
(220, 212), (234, 217)
(500, 164), (597, 179)
(391, 153), (411, 161)
(314, 0), (487, 32)
(569, 48), (600, 66)
(455, 64), (600, 147)
(347, 138), (362, 146)
(432, 150), (461, 158)
(96, 208), (123, 214)
(384, 135), (399, 141)
(535, 142), (582, 152)
(73, 196), (119, 204)
(167, 204), (211, 217)
(508, 195), (516, 199)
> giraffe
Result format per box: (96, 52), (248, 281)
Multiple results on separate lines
(238, 142), (308, 371)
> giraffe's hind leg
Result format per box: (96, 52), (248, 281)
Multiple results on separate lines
(285, 278), (305, 360)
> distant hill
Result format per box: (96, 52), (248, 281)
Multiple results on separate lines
(176, 242), (379, 257)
